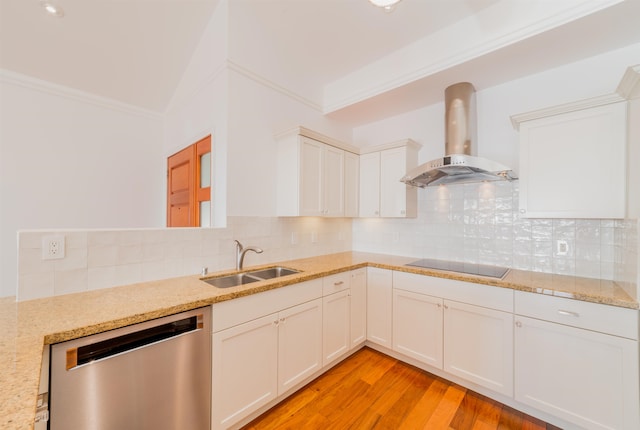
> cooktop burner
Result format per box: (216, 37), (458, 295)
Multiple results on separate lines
(406, 259), (510, 279)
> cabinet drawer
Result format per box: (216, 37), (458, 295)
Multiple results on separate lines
(393, 271), (513, 312)
(212, 279), (323, 332)
(515, 291), (638, 339)
(323, 272), (350, 295)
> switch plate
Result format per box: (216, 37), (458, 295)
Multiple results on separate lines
(42, 235), (65, 260)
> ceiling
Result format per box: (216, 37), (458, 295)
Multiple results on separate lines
(1, 0), (640, 124)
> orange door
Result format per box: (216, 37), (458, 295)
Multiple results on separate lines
(167, 145), (195, 227)
(166, 135), (212, 227)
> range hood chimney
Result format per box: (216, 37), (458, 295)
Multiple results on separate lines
(401, 82), (516, 187)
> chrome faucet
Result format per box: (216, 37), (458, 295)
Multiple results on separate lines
(235, 240), (263, 270)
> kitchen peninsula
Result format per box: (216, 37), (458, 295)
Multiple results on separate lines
(1, 251), (637, 430)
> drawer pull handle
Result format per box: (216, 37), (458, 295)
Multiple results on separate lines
(515, 321), (522, 328)
(558, 310), (580, 317)
(334, 281), (344, 286)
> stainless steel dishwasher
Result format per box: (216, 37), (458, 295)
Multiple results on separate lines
(50, 307), (211, 430)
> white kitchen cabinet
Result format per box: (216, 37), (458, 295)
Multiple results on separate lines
(366, 267), (393, 348)
(276, 127), (359, 217)
(323, 144), (345, 217)
(443, 300), (513, 397)
(322, 289), (351, 366)
(514, 291), (639, 430)
(278, 299), (323, 394)
(359, 140), (419, 218)
(344, 151), (359, 217)
(212, 313), (279, 429)
(392, 288), (443, 368)
(211, 280), (323, 429)
(349, 268), (367, 348)
(512, 98), (627, 218)
(392, 271), (514, 397)
(359, 152), (381, 217)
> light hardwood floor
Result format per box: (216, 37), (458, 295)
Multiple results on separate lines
(243, 347), (562, 430)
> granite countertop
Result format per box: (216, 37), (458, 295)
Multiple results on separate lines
(1, 251), (637, 429)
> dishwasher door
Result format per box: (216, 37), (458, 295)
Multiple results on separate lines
(50, 307), (211, 430)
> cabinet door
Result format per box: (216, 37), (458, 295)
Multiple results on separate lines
(350, 268), (367, 348)
(299, 137), (324, 216)
(518, 102), (626, 218)
(380, 147), (409, 217)
(278, 298), (323, 395)
(444, 300), (513, 397)
(366, 267), (392, 348)
(344, 152), (359, 218)
(393, 289), (443, 368)
(212, 314), (278, 429)
(323, 145), (345, 217)
(323, 290), (351, 366)
(515, 315), (639, 430)
(359, 152), (381, 217)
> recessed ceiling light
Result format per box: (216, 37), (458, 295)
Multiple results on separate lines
(40, 1), (64, 18)
(368, 0), (402, 12)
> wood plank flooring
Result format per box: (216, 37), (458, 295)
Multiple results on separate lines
(243, 347), (562, 430)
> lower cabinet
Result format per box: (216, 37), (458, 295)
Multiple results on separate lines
(514, 292), (639, 430)
(392, 284), (513, 397)
(349, 268), (367, 348)
(212, 313), (279, 429)
(323, 289), (351, 366)
(367, 267), (393, 348)
(443, 300), (513, 397)
(211, 283), (322, 430)
(392, 288), (443, 368)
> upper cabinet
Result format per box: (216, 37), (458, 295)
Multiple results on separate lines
(359, 140), (420, 218)
(512, 97), (627, 219)
(276, 127), (359, 217)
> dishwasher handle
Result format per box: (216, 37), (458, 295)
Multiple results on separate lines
(65, 314), (203, 370)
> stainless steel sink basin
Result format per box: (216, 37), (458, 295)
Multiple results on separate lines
(202, 266), (300, 288)
(246, 267), (299, 280)
(202, 273), (260, 288)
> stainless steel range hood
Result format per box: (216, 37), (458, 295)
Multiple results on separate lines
(401, 82), (516, 187)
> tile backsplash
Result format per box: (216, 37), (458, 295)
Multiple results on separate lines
(17, 216), (352, 301)
(353, 181), (637, 296)
(16, 182), (639, 301)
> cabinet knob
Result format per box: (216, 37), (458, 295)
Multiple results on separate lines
(375, 211), (379, 215)
(273, 320), (279, 326)
(400, 210), (406, 215)
(515, 321), (522, 328)
(444, 304), (449, 310)
(437, 303), (442, 308)
(520, 209), (525, 214)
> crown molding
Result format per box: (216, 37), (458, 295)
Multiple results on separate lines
(0, 69), (163, 121)
(226, 60), (322, 113)
(510, 93), (626, 130)
(616, 64), (640, 100)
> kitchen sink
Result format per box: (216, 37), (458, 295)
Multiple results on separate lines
(202, 266), (300, 288)
(246, 267), (299, 280)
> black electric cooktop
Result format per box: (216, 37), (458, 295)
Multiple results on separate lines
(406, 259), (510, 279)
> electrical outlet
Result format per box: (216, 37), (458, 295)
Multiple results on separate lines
(556, 240), (568, 256)
(42, 235), (65, 260)
(291, 232), (298, 245)
(311, 231), (318, 243)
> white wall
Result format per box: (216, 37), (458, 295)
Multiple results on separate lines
(164, 0), (229, 227)
(0, 74), (164, 298)
(226, 70), (353, 217)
